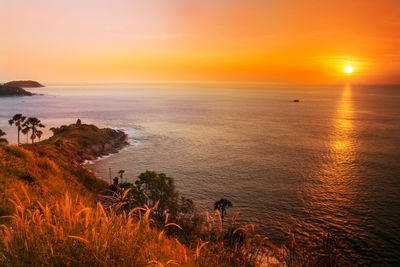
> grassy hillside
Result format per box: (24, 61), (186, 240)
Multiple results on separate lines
(0, 123), (121, 220)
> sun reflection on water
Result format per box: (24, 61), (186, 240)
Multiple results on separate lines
(331, 84), (356, 161)
(301, 84), (361, 248)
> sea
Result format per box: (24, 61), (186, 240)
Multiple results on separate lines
(0, 83), (399, 264)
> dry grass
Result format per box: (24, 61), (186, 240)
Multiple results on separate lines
(0, 185), (345, 267)
(0, 185), (274, 266)
(0, 142), (107, 220)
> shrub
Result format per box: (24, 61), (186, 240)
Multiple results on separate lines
(50, 125), (69, 135)
(133, 171), (193, 216)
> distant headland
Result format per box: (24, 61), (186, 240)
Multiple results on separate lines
(0, 80), (44, 97)
(3, 80), (44, 88)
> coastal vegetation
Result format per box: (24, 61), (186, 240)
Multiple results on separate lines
(8, 114), (26, 145)
(1, 185), (269, 266)
(22, 117), (46, 144)
(0, 129), (7, 144)
(0, 120), (345, 266)
(9, 114), (46, 144)
(118, 169), (125, 182)
(214, 198), (233, 228)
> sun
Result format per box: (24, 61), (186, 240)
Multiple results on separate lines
(344, 66), (353, 74)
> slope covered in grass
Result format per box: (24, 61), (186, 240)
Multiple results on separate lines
(0, 123), (126, 220)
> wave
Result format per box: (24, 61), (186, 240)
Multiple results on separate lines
(83, 127), (139, 165)
(111, 127), (143, 147)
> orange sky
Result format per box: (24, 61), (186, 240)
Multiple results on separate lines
(0, 0), (399, 83)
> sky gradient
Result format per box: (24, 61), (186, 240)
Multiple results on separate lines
(1, 0), (399, 83)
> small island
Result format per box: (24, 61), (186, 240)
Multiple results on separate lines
(3, 80), (44, 88)
(0, 80), (44, 97)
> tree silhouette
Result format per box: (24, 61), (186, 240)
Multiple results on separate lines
(36, 130), (43, 142)
(23, 117), (45, 144)
(135, 171), (178, 215)
(0, 129), (8, 144)
(22, 125), (29, 144)
(8, 114), (26, 145)
(118, 170), (125, 183)
(214, 198), (232, 228)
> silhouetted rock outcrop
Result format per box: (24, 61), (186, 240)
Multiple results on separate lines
(0, 80), (44, 97)
(3, 80), (44, 88)
(0, 85), (34, 96)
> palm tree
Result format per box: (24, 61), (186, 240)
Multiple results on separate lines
(8, 114), (26, 145)
(118, 170), (125, 183)
(214, 198), (232, 228)
(36, 130), (43, 142)
(22, 125), (29, 144)
(0, 129), (8, 144)
(24, 117), (45, 144)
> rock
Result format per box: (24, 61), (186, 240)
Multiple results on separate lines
(3, 80), (44, 88)
(0, 85), (34, 96)
(75, 129), (128, 165)
(48, 123), (129, 167)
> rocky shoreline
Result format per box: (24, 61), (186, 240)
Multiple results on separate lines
(46, 123), (130, 167)
(75, 128), (130, 165)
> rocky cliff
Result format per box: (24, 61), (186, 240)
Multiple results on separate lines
(46, 123), (129, 166)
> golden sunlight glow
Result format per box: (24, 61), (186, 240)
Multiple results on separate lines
(0, 0), (399, 83)
(344, 66), (354, 74)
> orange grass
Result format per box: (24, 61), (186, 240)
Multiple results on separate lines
(0, 185), (275, 266)
(0, 138), (107, 221)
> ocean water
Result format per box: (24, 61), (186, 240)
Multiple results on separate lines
(0, 83), (399, 264)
